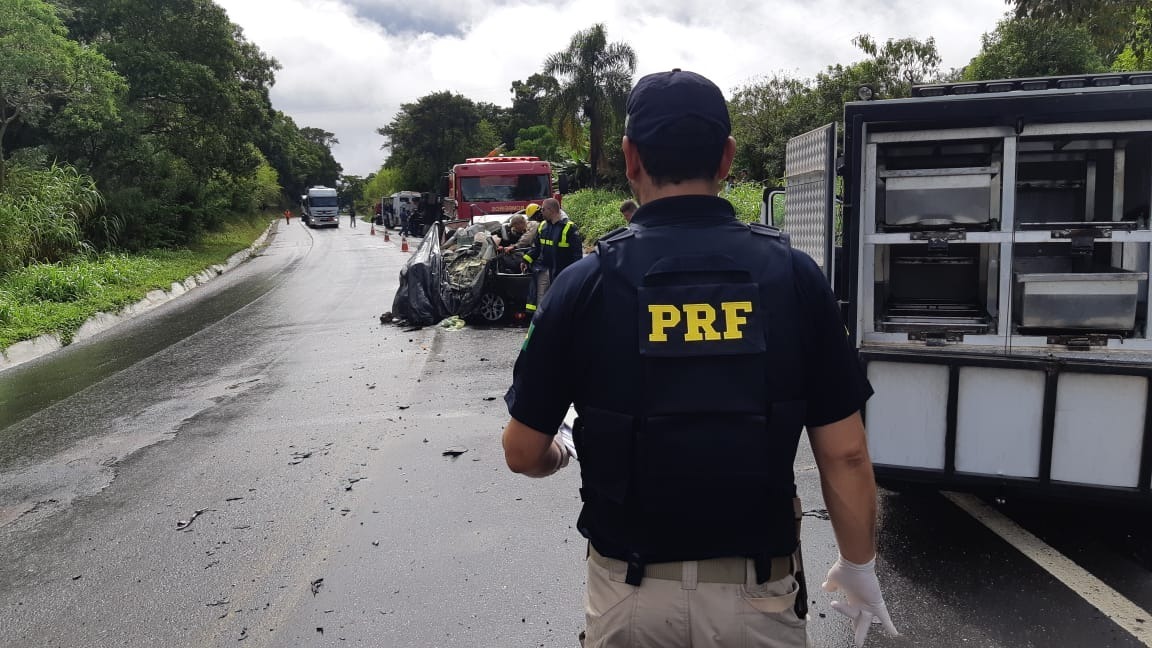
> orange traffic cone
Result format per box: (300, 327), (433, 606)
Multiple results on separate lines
(401, 237), (409, 252)
(370, 223), (376, 235)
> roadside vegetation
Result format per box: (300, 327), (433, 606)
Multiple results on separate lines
(563, 183), (768, 247)
(3, 0), (1147, 352)
(0, 217), (269, 349)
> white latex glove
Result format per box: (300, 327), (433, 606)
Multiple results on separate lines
(552, 436), (573, 470)
(822, 556), (898, 647)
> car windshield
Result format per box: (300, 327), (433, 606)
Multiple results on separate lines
(310, 196), (338, 207)
(459, 174), (549, 202)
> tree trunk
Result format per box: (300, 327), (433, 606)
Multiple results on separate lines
(588, 107), (603, 188)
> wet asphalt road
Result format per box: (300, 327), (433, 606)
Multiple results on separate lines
(0, 219), (1150, 647)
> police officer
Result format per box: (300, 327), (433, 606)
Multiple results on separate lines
(501, 69), (896, 648)
(520, 198), (582, 313)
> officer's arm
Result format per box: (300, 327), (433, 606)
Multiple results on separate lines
(502, 418), (564, 477)
(523, 227), (541, 265)
(808, 411), (878, 565)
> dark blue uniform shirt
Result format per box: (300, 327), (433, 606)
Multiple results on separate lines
(505, 195), (872, 436)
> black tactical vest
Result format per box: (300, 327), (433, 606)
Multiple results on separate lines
(573, 217), (808, 584)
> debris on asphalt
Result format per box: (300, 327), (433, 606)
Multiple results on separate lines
(176, 508), (208, 531)
(372, 541), (380, 547)
(803, 509), (831, 521)
(367, 384), (376, 390)
(225, 497), (244, 502)
(397, 405), (410, 410)
(344, 477), (365, 491)
(238, 627), (248, 641)
(207, 599), (230, 607)
(482, 396), (497, 401)
(439, 315), (466, 331)
(310, 578), (324, 596)
(442, 448), (468, 459)
(71, 575), (82, 581)
(379, 312), (394, 324)
(316, 627), (324, 635)
(288, 450), (313, 465)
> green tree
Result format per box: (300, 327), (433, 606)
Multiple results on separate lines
(56, 0), (284, 248)
(963, 17), (1106, 81)
(852, 34), (942, 96)
(505, 73), (559, 145)
(377, 91), (483, 190)
(512, 125), (562, 161)
(0, 0), (124, 190)
(729, 34), (942, 181)
(542, 24), (636, 186)
(1113, 6), (1152, 71)
(1010, 0), (1145, 60)
(300, 127), (339, 149)
(729, 75), (815, 182)
(363, 167), (402, 207)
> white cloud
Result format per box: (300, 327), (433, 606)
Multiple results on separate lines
(217, 0), (1011, 176)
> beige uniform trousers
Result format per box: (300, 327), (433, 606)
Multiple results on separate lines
(583, 551), (808, 648)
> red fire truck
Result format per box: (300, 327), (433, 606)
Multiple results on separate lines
(441, 156), (560, 223)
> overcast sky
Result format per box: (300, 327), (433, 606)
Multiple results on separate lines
(215, 0), (1013, 177)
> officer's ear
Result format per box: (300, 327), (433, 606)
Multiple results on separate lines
(622, 136), (644, 184)
(716, 136), (737, 183)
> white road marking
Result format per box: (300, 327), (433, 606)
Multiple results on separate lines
(943, 492), (1152, 646)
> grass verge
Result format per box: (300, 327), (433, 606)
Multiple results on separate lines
(0, 216), (271, 351)
(562, 182), (769, 247)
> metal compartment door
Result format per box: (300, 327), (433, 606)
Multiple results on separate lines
(784, 123), (837, 280)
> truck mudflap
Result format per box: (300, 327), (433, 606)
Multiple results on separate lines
(863, 348), (1152, 507)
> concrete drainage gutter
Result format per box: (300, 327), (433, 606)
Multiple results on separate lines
(0, 221), (274, 374)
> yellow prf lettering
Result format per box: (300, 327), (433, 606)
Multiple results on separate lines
(648, 305), (681, 342)
(721, 301), (753, 340)
(683, 304), (721, 341)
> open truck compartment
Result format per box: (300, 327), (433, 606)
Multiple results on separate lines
(783, 72), (1152, 505)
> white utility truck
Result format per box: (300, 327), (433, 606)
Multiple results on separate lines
(782, 71), (1152, 506)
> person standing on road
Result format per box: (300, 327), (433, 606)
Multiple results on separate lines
(349, 204), (357, 228)
(283, 208), (292, 224)
(501, 69), (897, 648)
(520, 198), (581, 313)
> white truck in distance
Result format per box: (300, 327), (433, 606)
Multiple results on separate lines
(302, 186), (339, 228)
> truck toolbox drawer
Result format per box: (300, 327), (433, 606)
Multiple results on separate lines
(1013, 257), (1147, 330)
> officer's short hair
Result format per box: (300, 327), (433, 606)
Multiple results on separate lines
(509, 214), (526, 227)
(625, 69), (730, 186)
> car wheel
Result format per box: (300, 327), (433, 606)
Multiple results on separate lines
(478, 292), (506, 323)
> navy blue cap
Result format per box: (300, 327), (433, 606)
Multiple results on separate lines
(625, 69), (731, 145)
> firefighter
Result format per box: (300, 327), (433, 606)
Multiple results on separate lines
(520, 198), (582, 313)
(501, 69), (896, 648)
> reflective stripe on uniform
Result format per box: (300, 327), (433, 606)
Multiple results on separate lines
(525, 303), (537, 311)
(540, 221), (573, 248)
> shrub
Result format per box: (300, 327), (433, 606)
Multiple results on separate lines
(563, 182), (771, 245)
(9, 263), (101, 303)
(562, 188), (631, 245)
(0, 163), (106, 273)
(0, 290), (12, 323)
(723, 182), (766, 223)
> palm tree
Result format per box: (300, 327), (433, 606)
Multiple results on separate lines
(542, 24), (636, 187)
